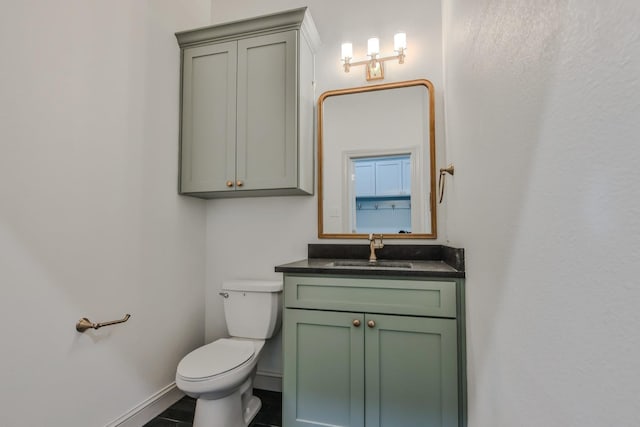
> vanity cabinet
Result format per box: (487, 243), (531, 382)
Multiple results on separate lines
(282, 274), (465, 427)
(175, 8), (319, 198)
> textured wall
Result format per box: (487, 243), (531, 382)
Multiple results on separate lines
(0, 1), (210, 425)
(442, 1), (640, 425)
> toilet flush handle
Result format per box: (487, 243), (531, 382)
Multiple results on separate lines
(219, 292), (229, 298)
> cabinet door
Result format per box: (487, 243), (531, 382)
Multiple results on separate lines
(236, 31), (298, 191)
(180, 41), (237, 193)
(365, 314), (458, 427)
(355, 161), (376, 197)
(401, 158), (411, 195)
(374, 159), (403, 196)
(284, 309), (365, 427)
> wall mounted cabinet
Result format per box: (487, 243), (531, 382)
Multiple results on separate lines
(176, 8), (319, 198)
(354, 156), (411, 197)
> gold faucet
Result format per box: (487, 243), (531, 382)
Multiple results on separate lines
(368, 233), (384, 262)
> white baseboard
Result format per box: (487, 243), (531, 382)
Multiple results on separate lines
(254, 370), (283, 392)
(105, 373), (280, 427)
(105, 382), (185, 427)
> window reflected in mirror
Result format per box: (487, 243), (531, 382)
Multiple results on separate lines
(351, 154), (412, 234)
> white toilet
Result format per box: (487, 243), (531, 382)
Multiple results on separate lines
(176, 279), (283, 427)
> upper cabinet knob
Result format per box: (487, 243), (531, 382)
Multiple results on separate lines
(226, 180), (234, 188)
(236, 180), (244, 187)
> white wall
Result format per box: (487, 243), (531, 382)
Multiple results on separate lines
(443, 1), (640, 426)
(0, 1), (210, 425)
(207, 0), (444, 380)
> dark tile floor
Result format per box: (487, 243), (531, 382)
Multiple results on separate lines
(144, 389), (282, 427)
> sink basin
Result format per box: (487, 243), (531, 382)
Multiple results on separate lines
(327, 260), (414, 269)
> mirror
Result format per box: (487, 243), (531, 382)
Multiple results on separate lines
(318, 79), (436, 239)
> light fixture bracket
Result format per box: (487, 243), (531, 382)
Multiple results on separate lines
(366, 61), (384, 81)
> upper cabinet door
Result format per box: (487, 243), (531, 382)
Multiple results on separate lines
(180, 42), (237, 193)
(402, 157), (411, 195)
(374, 159), (403, 196)
(355, 161), (376, 197)
(236, 31), (298, 191)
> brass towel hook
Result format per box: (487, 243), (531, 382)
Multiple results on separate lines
(438, 165), (454, 204)
(76, 314), (131, 333)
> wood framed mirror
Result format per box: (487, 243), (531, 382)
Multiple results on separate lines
(317, 79), (436, 239)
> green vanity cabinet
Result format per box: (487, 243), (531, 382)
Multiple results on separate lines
(283, 274), (465, 427)
(175, 8), (319, 198)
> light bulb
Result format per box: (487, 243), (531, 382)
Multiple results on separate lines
(367, 37), (380, 56)
(394, 32), (407, 51)
(341, 42), (353, 60)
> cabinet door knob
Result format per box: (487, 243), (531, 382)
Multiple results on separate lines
(236, 180), (244, 187)
(352, 319), (361, 327)
(226, 180), (234, 188)
(367, 320), (376, 328)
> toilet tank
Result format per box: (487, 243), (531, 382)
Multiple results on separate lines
(221, 280), (283, 339)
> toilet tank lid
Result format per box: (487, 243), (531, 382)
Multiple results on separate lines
(222, 279), (283, 292)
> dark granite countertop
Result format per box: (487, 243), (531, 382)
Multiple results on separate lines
(275, 244), (465, 278)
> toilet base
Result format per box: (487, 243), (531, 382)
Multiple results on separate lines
(192, 379), (262, 427)
(243, 395), (262, 425)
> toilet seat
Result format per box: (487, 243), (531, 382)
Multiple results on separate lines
(177, 338), (255, 381)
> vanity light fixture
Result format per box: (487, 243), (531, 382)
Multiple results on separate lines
(341, 33), (407, 81)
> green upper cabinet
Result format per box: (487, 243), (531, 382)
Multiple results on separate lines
(176, 8), (319, 198)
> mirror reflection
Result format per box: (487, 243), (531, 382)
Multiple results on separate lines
(318, 79), (436, 239)
(352, 153), (412, 233)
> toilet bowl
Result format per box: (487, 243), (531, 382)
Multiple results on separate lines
(175, 280), (282, 427)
